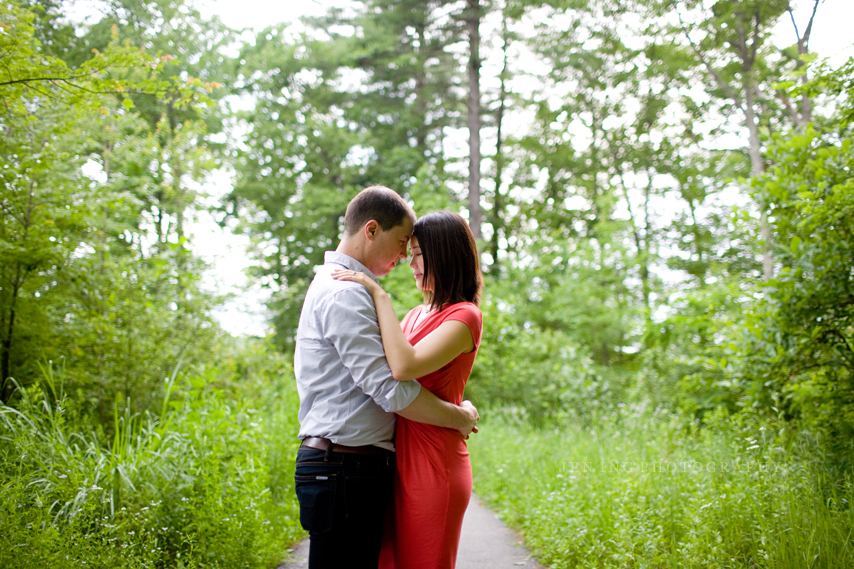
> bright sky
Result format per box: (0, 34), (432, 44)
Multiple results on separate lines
(196, 0), (347, 28)
(67, 0), (854, 337)
(194, 0), (854, 62)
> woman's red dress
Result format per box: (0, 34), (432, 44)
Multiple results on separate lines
(378, 302), (483, 569)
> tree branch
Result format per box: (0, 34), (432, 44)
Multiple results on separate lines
(787, 4), (801, 40)
(776, 90), (799, 124)
(786, 0), (820, 126)
(672, 3), (744, 110)
(802, 0), (820, 50)
(750, 10), (760, 69)
(0, 76), (76, 87)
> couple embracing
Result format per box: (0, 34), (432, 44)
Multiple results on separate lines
(294, 185), (484, 569)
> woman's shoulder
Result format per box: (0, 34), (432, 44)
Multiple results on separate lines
(441, 302), (482, 322)
(444, 301), (481, 312)
(440, 302), (482, 348)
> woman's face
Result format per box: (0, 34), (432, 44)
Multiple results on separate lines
(409, 237), (432, 291)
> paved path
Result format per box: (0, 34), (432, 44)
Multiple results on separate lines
(277, 496), (544, 568)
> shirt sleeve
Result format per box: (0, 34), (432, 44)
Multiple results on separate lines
(322, 285), (421, 412)
(443, 303), (483, 348)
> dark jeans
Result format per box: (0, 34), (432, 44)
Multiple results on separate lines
(294, 447), (394, 569)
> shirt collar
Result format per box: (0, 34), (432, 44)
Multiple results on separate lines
(324, 251), (379, 283)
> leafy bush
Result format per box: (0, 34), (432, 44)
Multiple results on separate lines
(470, 408), (854, 568)
(467, 298), (618, 426)
(0, 345), (302, 568)
(636, 278), (749, 420)
(743, 82), (854, 438)
(670, 59), (854, 443)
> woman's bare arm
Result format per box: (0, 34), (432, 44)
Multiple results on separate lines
(331, 270), (474, 381)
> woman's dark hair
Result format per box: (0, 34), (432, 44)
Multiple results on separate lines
(413, 211), (483, 311)
(344, 186), (416, 236)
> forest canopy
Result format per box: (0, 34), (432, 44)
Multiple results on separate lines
(1, 0), (853, 567)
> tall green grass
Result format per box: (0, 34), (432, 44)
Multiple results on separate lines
(469, 405), (854, 568)
(0, 348), (303, 568)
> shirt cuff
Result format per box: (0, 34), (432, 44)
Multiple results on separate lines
(384, 380), (421, 413)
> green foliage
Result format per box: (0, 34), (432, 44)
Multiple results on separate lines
(225, 0), (468, 347)
(470, 410), (854, 568)
(226, 25), (363, 347)
(4, 0), (854, 564)
(635, 276), (748, 420)
(0, 343), (302, 568)
(736, 59), (854, 437)
(0, 0), (224, 404)
(468, 296), (617, 426)
(50, 251), (219, 418)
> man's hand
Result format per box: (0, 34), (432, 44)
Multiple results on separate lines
(397, 389), (481, 435)
(459, 400), (480, 438)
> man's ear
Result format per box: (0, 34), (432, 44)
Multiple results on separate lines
(364, 220), (379, 240)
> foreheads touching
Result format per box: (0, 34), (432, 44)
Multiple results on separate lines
(343, 186), (416, 238)
(340, 186), (416, 277)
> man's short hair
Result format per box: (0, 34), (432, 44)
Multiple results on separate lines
(343, 186), (416, 236)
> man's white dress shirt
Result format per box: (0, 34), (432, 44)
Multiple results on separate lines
(294, 251), (421, 451)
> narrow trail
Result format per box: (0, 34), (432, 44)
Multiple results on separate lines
(277, 495), (544, 568)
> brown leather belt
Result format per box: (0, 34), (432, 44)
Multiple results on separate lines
(300, 437), (390, 458)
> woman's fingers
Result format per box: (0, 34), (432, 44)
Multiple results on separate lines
(331, 269), (364, 281)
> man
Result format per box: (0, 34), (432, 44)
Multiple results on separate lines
(294, 186), (480, 569)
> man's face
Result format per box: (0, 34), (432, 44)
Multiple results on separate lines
(366, 218), (414, 277)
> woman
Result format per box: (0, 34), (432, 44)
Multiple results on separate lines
(332, 210), (484, 569)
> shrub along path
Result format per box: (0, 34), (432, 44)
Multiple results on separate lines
(277, 495), (544, 568)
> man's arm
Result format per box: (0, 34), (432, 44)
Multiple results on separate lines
(396, 389), (479, 437)
(324, 284), (478, 435)
(324, 285), (422, 412)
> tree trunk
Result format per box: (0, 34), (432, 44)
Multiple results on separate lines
(641, 171), (652, 324)
(789, 0), (819, 127)
(101, 143), (111, 276)
(679, 3), (788, 283)
(1, 276), (20, 402)
(618, 171), (650, 323)
(415, 19), (427, 155)
(489, 14), (509, 273)
(743, 79), (773, 280)
(466, 0), (482, 241)
(1, 177), (36, 401)
(688, 199), (707, 288)
(737, 17), (772, 280)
